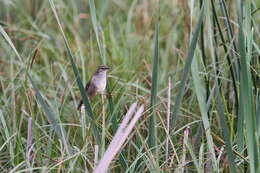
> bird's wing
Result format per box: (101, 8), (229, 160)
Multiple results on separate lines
(77, 80), (96, 110)
(85, 80), (91, 91)
(87, 81), (97, 97)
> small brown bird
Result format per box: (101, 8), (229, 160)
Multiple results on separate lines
(77, 65), (110, 110)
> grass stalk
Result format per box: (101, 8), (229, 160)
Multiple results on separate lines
(148, 22), (159, 152)
(237, 1), (259, 171)
(170, 6), (204, 130)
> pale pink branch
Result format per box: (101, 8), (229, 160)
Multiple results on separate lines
(94, 103), (144, 173)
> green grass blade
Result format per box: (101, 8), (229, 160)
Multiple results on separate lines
(148, 23), (159, 151)
(88, 0), (105, 64)
(107, 82), (117, 132)
(257, 97), (260, 135)
(28, 74), (71, 155)
(237, 1), (259, 171)
(48, 0), (101, 146)
(215, 83), (236, 173)
(191, 52), (217, 170)
(170, 6), (204, 129)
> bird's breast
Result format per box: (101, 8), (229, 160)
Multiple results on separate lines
(92, 74), (107, 93)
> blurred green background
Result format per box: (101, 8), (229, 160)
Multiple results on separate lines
(0, 0), (259, 172)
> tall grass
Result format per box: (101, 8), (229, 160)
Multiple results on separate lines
(0, 0), (259, 172)
(148, 23), (159, 152)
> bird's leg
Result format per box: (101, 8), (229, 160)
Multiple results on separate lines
(102, 92), (113, 98)
(101, 94), (106, 156)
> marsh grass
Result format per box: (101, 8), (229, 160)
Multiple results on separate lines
(0, 0), (259, 172)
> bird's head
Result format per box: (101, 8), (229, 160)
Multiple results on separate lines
(96, 65), (110, 74)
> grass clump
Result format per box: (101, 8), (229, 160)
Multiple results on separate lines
(0, 0), (259, 172)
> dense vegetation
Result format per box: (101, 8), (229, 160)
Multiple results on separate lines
(0, 0), (259, 172)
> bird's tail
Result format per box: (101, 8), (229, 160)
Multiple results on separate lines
(77, 100), (83, 111)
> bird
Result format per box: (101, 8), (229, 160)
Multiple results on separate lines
(77, 65), (110, 110)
